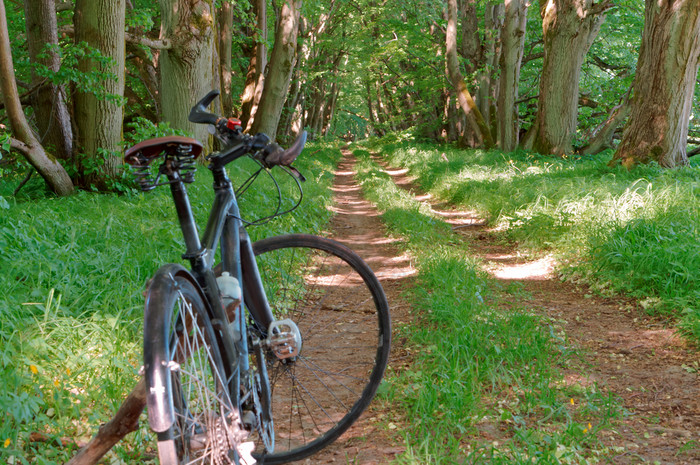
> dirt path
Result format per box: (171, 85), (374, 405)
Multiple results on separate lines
(381, 159), (700, 464)
(302, 151), (414, 464)
(303, 151), (698, 464)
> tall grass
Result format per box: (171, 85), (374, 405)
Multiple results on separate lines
(0, 145), (341, 462)
(368, 137), (700, 341)
(354, 151), (622, 464)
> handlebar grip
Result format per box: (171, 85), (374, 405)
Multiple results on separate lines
(188, 90), (220, 125)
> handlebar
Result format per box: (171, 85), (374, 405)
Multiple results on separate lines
(188, 90), (307, 171)
(188, 90), (221, 125)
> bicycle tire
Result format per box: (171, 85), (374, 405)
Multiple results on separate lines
(248, 234), (391, 463)
(144, 270), (243, 465)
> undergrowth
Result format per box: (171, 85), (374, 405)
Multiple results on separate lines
(366, 137), (700, 342)
(353, 150), (623, 464)
(0, 144), (341, 463)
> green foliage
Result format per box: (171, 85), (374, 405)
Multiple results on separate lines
(353, 150), (622, 463)
(34, 42), (126, 104)
(123, 117), (190, 147)
(0, 143), (341, 461)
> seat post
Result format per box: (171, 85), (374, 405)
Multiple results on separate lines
(167, 171), (203, 261)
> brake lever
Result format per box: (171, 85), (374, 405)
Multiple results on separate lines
(286, 165), (306, 182)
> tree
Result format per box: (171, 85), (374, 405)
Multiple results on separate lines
(240, 0), (267, 131)
(0, 0), (74, 195)
(445, 0), (493, 148)
(250, 0), (302, 139)
(610, 0), (700, 168)
(159, 0), (216, 144)
(523, 0), (612, 155)
(497, 0), (528, 152)
(74, 0), (126, 183)
(23, 0), (73, 161)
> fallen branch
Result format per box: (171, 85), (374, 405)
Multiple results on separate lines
(66, 378), (146, 465)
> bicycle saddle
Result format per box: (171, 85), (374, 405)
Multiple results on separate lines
(125, 136), (203, 165)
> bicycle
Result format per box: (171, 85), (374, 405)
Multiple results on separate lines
(124, 90), (391, 464)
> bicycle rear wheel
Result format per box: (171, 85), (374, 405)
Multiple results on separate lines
(144, 270), (245, 464)
(248, 234), (391, 463)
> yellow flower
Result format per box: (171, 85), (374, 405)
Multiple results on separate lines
(29, 365), (38, 375)
(66, 368), (71, 376)
(54, 379), (60, 387)
(569, 398), (574, 405)
(3, 438), (10, 448)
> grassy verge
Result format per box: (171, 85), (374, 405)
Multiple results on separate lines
(365, 136), (700, 342)
(0, 144), (341, 463)
(353, 149), (625, 463)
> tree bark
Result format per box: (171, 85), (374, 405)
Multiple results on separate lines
(66, 379), (146, 465)
(74, 0), (126, 182)
(23, 0), (73, 161)
(159, 0), (216, 144)
(0, 0), (74, 195)
(250, 0), (302, 139)
(525, 0), (611, 155)
(446, 0), (494, 148)
(611, 0), (700, 168)
(497, 0), (528, 152)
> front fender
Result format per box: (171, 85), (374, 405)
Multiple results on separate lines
(143, 264), (202, 432)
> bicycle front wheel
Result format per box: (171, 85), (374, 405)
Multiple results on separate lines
(249, 234), (391, 463)
(144, 271), (244, 465)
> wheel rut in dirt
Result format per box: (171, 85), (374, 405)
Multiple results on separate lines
(377, 157), (699, 465)
(298, 150), (413, 464)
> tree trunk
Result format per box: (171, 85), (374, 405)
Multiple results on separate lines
(446, 0), (494, 148)
(159, 0), (216, 144)
(525, 0), (611, 155)
(476, 2), (504, 132)
(74, 0), (126, 182)
(240, 0), (267, 130)
(23, 0), (73, 161)
(219, 0), (234, 116)
(250, 0), (302, 139)
(580, 88), (631, 155)
(497, 0), (528, 152)
(610, 0), (700, 168)
(0, 0), (74, 195)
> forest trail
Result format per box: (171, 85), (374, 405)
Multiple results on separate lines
(303, 150), (699, 464)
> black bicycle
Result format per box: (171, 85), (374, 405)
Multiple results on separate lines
(125, 90), (391, 464)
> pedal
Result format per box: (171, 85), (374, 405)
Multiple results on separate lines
(266, 319), (302, 360)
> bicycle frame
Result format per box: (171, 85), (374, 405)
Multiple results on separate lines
(154, 157), (276, 407)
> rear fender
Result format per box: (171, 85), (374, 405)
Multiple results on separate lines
(143, 264), (206, 432)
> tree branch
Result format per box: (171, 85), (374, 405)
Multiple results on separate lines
(66, 379), (147, 465)
(56, 1), (73, 13)
(59, 25), (172, 49)
(125, 31), (172, 50)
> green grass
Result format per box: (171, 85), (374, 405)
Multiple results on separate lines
(0, 144), (341, 462)
(365, 138), (700, 342)
(353, 150), (623, 464)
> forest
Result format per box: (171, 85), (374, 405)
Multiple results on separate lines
(0, 0), (699, 463)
